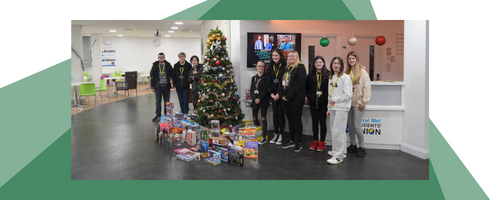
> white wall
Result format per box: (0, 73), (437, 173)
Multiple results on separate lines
(402, 20), (429, 159)
(91, 33), (102, 86)
(234, 20), (405, 136)
(100, 37), (202, 75)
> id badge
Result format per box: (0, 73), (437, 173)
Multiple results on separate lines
(179, 75), (184, 79)
(254, 90), (259, 95)
(316, 91), (322, 96)
(274, 79), (279, 83)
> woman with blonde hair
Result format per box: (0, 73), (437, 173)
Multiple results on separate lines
(345, 51), (371, 157)
(278, 50), (307, 152)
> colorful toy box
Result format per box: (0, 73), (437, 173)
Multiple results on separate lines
(205, 150), (221, 166)
(200, 140), (209, 158)
(175, 112), (184, 121)
(244, 141), (258, 159)
(174, 148), (190, 154)
(165, 102), (174, 117)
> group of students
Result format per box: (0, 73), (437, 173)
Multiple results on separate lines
(250, 49), (371, 165)
(150, 52), (203, 122)
(150, 49), (371, 165)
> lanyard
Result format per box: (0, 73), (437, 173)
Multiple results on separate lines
(159, 63), (165, 75)
(330, 76), (340, 95)
(316, 71), (321, 90)
(180, 67), (184, 75)
(286, 65), (295, 80)
(255, 76), (262, 89)
(273, 63), (281, 78)
(350, 68), (354, 83)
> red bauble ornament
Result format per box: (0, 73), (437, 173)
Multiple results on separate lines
(210, 100), (213, 103)
(228, 67), (231, 70)
(215, 61), (221, 66)
(218, 110), (221, 113)
(230, 105), (232, 107)
(226, 73), (229, 76)
(204, 79), (206, 82)
(375, 36), (386, 46)
(212, 80), (216, 83)
(199, 80), (202, 82)
(221, 46), (224, 50)
(224, 37), (227, 40)
(214, 89), (217, 92)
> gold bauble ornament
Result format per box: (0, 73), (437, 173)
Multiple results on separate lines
(198, 100), (201, 103)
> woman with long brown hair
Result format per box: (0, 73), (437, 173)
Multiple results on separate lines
(345, 51), (371, 157)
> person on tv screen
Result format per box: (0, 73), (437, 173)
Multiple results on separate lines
(265, 38), (273, 50)
(280, 36), (293, 50)
(254, 35), (263, 50)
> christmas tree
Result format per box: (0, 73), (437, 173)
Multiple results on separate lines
(194, 25), (244, 126)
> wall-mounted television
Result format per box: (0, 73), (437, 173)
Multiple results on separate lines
(247, 32), (302, 67)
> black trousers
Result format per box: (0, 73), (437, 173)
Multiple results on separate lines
(283, 103), (304, 144)
(155, 87), (170, 116)
(252, 102), (269, 137)
(309, 105), (327, 142)
(271, 99), (286, 135)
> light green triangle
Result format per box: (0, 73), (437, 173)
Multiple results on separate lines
(0, 59), (71, 188)
(342, 0), (377, 19)
(430, 119), (489, 199)
(164, 0), (221, 20)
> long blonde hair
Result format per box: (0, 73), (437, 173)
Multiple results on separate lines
(346, 51), (362, 83)
(286, 50), (304, 69)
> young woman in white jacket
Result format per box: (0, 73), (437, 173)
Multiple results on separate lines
(345, 51), (371, 157)
(326, 56), (352, 164)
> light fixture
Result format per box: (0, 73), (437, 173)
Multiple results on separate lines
(109, 30), (117, 32)
(168, 31), (174, 33)
(175, 22), (183, 25)
(164, 35), (170, 37)
(171, 27), (178, 29)
(117, 35), (123, 37)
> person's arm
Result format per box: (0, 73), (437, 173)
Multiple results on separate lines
(250, 76), (257, 102)
(359, 69), (371, 106)
(257, 74), (268, 100)
(188, 68), (194, 83)
(193, 66), (202, 81)
(150, 64), (156, 90)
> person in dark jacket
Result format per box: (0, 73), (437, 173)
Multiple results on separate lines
(267, 49), (287, 145)
(188, 55), (203, 113)
(278, 50), (307, 152)
(150, 52), (174, 122)
(250, 60), (271, 144)
(172, 52), (192, 114)
(305, 55), (330, 152)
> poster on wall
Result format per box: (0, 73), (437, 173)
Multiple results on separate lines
(102, 39), (112, 48)
(102, 50), (116, 67)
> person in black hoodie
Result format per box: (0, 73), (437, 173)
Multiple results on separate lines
(188, 55), (203, 113)
(172, 52), (192, 114)
(305, 56), (330, 152)
(278, 50), (307, 152)
(267, 49), (287, 145)
(150, 52), (174, 122)
(250, 60), (271, 145)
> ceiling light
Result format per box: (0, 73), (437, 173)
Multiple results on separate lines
(168, 31), (174, 33)
(165, 35), (170, 37)
(117, 35), (123, 37)
(171, 27), (178, 29)
(175, 22), (183, 25)
(109, 30), (117, 32)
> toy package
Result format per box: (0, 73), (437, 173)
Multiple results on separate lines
(231, 124), (242, 133)
(174, 148), (190, 154)
(208, 120), (220, 137)
(209, 137), (228, 146)
(205, 150), (221, 166)
(186, 128), (197, 146)
(165, 102), (174, 117)
(244, 141), (258, 159)
(175, 112), (184, 121)
(176, 151), (196, 162)
(215, 146), (230, 163)
(200, 140), (209, 158)
(245, 89), (252, 101)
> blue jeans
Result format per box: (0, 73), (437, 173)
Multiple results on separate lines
(176, 88), (190, 114)
(155, 87), (170, 116)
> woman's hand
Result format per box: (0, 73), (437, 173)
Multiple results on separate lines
(255, 98), (260, 104)
(326, 110), (330, 117)
(358, 104), (365, 112)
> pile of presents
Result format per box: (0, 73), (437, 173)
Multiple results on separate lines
(155, 102), (262, 167)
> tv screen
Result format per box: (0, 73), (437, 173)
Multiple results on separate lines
(247, 32), (301, 67)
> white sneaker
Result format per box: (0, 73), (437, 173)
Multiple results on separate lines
(328, 151), (347, 159)
(269, 133), (278, 144)
(276, 134), (283, 145)
(258, 137), (267, 145)
(327, 157), (343, 165)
